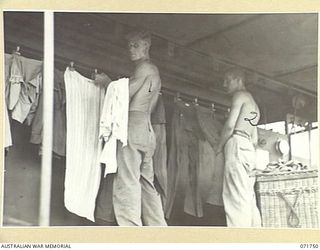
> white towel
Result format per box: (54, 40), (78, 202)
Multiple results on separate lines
(64, 67), (105, 222)
(99, 78), (129, 175)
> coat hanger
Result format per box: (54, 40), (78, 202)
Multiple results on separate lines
(12, 46), (21, 56)
(174, 92), (181, 102)
(210, 103), (217, 119)
(69, 61), (75, 71)
(224, 108), (231, 119)
(193, 97), (199, 106)
(91, 68), (98, 80)
(211, 103), (216, 112)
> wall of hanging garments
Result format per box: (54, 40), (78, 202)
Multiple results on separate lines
(4, 53), (67, 158)
(3, 48), (228, 226)
(3, 47), (294, 228)
(3, 52), (71, 226)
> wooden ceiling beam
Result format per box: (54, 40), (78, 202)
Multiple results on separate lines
(85, 13), (317, 98)
(274, 64), (317, 78)
(5, 13), (317, 118)
(185, 15), (262, 47)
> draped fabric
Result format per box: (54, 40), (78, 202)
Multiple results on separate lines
(195, 105), (224, 206)
(99, 78), (129, 175)
(166, 101), (225, 220)
(4, 53), (43, 149)
(30, 69), (67, 157)
(166, 102), (204, 218)
(64, 67), (105, 221)
(151, 95), (168, 208)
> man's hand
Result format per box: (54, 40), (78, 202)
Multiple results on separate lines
(94, 72), (111, 87)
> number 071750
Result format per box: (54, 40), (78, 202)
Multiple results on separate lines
(300, 244), (319, 248)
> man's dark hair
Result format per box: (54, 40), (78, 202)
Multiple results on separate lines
(225, 67), (246, 83)
(125, 30), (152, 47)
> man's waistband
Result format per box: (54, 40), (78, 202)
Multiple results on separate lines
(129, 110), (150, 114)
(233, 129), (251, 140)
(128, 111), (151, 123)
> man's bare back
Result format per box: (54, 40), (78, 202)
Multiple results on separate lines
(129, 60), (161, 113)
(234, 90), (260, 140)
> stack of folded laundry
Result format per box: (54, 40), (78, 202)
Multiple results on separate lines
(261, 160), (308, 173)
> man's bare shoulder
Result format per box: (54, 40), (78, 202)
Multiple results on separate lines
(136, 61), (159, 76)
(232, 91), (248, 103)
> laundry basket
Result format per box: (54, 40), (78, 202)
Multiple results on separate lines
(255, 170), (319, 228)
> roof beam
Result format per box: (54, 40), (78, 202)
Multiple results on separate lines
(185, 15), (262, 47)
(274, 64), (317, 78)
(82, 13), (317, 97)
(6, 13), (317, 99)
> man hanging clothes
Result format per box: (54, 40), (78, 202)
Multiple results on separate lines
(216, 68), (262, 227)
(95, 30), (167, 226)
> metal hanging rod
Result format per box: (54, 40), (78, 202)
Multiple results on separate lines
(161, 87), (229, 114)
(6, 43), (230, 112)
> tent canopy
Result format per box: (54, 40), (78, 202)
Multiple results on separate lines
(4, 12), (318, 122)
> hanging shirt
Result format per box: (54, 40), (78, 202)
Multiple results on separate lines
(8, 54), (43, 124)
(30, 69), (67, 157)
(12, 73), (42, 124)
(25, 73), (43, 126)
(8, 55), (24, 110)
(99, 78), (129, 175)
(64, 67), (105, 222)
(18, 55), (43, 83)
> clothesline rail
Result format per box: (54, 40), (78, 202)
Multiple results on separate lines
(7, 43), (230, 116)
(161, 87), (230, 116)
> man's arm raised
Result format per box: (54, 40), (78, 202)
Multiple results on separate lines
(94, 72), (112, 87)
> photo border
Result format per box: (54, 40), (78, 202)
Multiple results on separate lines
(0, 0), (319, 243)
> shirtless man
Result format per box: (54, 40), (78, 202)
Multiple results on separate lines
(216, 68), (261, 227)
(96, 30), (167, 226)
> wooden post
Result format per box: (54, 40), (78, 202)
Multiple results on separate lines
(39, 11), (54, 226)
(308, 122), (312, 168)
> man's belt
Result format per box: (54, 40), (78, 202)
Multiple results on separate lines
(233, 129), (251, 140)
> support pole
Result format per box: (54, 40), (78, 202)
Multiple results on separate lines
(308, 122), (312, 168)
(39, 11), (54, 226)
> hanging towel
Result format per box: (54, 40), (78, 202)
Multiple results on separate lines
(64, 67), (105, 222)
(99, 78), (129, 175)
